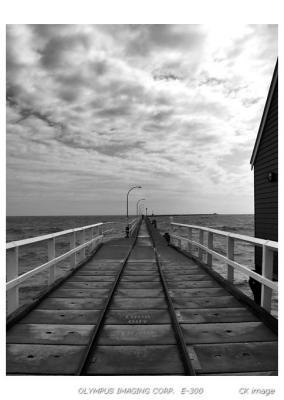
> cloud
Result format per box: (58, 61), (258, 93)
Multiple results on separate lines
(6, 24), (278, 215)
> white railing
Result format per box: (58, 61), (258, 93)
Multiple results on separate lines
(6, 222), (113, 316)
(129, 217), (139, 237)
(169, 218), (278, 313)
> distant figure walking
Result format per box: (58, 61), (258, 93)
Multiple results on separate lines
(151, 219), (157, 228)
(163, 232), (170, 245)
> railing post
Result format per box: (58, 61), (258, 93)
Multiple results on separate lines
(227, 237), (234, 282)
(90, 227), (95, 252)
(48, 238), (56, 285)
(261, 245), (273, 312)
(187, 227), (192, 253)
(198, 230), (204, 261)
(70, 232), (76, 269)
(207, 232), (213, 268)
(76, 230), (84, 263)
(6, 247), (19, 315)
(98, 224), (103, 236)
(169, 217), (174, 244)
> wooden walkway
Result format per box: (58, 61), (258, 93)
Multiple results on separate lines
(6, 220), (278, 375)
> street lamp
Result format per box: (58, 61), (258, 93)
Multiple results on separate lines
(126, 186), (142, 237)
(136, 198), (145, 216)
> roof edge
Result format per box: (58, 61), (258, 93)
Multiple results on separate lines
(250, 59), (278, 169)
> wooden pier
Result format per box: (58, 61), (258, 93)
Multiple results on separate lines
(6, 218), (278, 375)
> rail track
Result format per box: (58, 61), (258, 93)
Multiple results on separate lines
(6, 218), (277, 375)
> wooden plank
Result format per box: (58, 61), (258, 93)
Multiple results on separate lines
(7, 324), (94, 345)
(172, 296), (241, 309)
(201, 371), (277, 376)
(62, 282), (113, 289)
(87, 345), (184, 375)
(181, 322), (277, 344)
(49, 288), (109, 298)
(97, 325), (176, 345)
(38, 298), (105, 310)
(119, 282), (162, 289)
(69, 275), (115, 282)
(95, 245), (132, 259)
(74, 270), (117, 275)
(167, 281), (220, 289)
(120, 276), (160, 282)
(169, 288), (228, 298)
(163, 262), (200, 268)
(165, 275), (213, 282)
(104, 310), (171, 324)
(191, 342), (278, 374)
(115, 289), (164, 298)
(7, 343), (85, 375)
(164, 271), (207, 277)
(124, 266), (158, 271)
(127, 261), (156, 265)
(110, 297), (168, 310)
(122, 271), (159, 276)
(81, 266), (120, 272)
(86, 260), (124, 266)
(128, 247), (155, 260)
(162, 266), (201, 271)
(176, 308), (258, 324)
(19, 310), (101, 325)
(136, 238), (152, 246)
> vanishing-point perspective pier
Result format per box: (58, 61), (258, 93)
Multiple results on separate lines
(6, 217), (278, 375)
(6, 27), (278, 378)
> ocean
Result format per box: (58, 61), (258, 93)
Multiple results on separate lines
(6, 214), (277, 317)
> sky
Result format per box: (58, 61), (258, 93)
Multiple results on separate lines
(6, 24), (278, 216)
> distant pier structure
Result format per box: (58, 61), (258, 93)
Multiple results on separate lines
(250, 60), (278, 301)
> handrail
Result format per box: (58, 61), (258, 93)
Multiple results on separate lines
(6, 221), (114, 316)
(6, 222), (104, 250)
(170, 219), (278, 313)
(171, 222), (278, 249)
(6, 236), (102, 291)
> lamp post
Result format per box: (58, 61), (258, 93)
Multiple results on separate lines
(136, 198), (145, 216)
(126, 186), (142, 237)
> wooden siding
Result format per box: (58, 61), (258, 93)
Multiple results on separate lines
(254, 80), (278, 276)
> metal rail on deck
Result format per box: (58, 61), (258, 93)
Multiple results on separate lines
(77, 217), (142, 375)
(169, 218), (278, 313)
(6, 222), (116, 316)
(145, 218), (196, 375)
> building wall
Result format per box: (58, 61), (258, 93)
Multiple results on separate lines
(254, 80), (278, 276)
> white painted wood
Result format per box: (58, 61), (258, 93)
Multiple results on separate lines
(169, 217), (174, 237)
(170, 234), (277, 291)
(70, 232), (76, 268)
(261, 245), (274, 312)
(227, 237), (234, 282)
(187, 227), (192, 253)
(198, 230), (204, 261)
(171, 222), (278, 249)
(6, 247), (19, 315)
(48, 238), (56, 285)
(6, 236), (103, 291)
(76, 230), (85, 262)
(6, 222), (104, 250)
(207, 232), (213, 268)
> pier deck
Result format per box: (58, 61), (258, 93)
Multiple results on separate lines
(6, 221), (278, 375)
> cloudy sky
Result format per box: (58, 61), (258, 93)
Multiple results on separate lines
(6, 24), (277, 216)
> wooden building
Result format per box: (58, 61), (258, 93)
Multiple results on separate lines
(250, 60), (278, 300)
